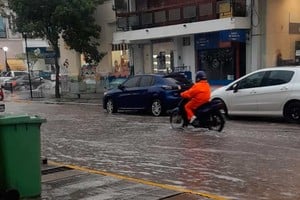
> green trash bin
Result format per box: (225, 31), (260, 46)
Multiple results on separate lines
(0, 115), (46, 198)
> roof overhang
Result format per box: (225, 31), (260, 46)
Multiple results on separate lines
(113, 17), (251, 44)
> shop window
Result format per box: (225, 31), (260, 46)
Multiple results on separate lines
(199, 48), (234, 81)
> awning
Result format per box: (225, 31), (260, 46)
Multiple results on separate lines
(0, 59), (26, 71)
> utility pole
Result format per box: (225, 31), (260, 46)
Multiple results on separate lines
(24, 33), (33, 98)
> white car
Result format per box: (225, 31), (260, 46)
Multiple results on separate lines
(0, 71), (28, 86)
(211, 66), (300, 123)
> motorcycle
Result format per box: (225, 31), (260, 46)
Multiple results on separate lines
(169, 98), (225, 132)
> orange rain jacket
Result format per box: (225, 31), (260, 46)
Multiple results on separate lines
(180, 80), (211, 120)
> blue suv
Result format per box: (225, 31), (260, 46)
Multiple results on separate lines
(103, 73), (192, 116)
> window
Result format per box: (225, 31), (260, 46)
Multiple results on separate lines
(0, 16), (7, 38)
(139, 76), (154, 87)
(199, 3), (213, 16)
(183, 6), (196, 19)
(261, 70), (294, 86)
(123, 76), (140, 88)
(168, 8), (180, 21)
(141, 13), (152, 25)
(238, 71), (265, 89)
(154, 11), (166, 23)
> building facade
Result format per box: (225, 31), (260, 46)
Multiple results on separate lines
(109, 0), (300, 84)
(0, 11), (51, 73)
(3, 0), (298, 88)
(112, 0), (250, 84)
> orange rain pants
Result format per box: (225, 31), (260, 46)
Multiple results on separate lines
(180, 80), (211, 121)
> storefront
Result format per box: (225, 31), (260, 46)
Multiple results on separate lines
(111, 43), (130, 78)
(195, 30), (247, 85)
(152, 40), (174, 74)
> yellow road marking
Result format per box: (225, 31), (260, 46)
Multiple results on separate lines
(48, 160), (228, 200)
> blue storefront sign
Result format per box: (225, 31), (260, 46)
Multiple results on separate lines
(219, 29), (247, 42)
(26, 47), (57, 64)
(195, 32), (220, 50)
(195, 29), (248, 50)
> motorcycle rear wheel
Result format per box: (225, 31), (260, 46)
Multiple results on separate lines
(170, 111), (185, 129)
(208, 111), (225, 132)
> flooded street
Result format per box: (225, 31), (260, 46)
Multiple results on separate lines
(4, 101), (300, 200)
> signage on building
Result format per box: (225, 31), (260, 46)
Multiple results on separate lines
(26, 47), (57, 64)
(195, 30), (248, 50)
(220, 30), (247, 42)
(195, 32), (219, 50)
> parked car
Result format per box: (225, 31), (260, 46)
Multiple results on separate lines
(211, 66), (300, 123)
(103, 73), (193, 116)
(3, 75), (44, 90)
(0, 71), (28, 87)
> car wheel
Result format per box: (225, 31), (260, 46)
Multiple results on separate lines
(151, 99), (162, 116)
(106, 99), (117, 114)
(284, 102), (300, 123)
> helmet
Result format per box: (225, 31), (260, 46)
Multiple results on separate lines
(195, 71), (207, 82)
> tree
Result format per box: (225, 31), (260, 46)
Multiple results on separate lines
(6, 0), (106, 98)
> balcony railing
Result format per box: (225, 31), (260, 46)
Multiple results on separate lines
(116, 0), (247, 31)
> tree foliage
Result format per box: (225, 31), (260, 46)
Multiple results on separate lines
(5, 0), (106, 97)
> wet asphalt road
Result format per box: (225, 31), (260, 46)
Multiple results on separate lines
(3, 101), (300, 200)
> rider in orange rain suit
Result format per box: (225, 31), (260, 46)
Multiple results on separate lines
(180, 71), (211, 123)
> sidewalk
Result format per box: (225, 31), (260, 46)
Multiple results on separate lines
(38, 160), (213, 200)
(3, 90), (103, 105)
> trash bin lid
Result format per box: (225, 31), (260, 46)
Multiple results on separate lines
(0, 115), (46, 125)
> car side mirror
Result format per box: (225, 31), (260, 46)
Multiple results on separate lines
(118, 84), (125, 90)
(232, 83), (239, 93)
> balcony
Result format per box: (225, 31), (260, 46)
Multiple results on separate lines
(116, 0), (247, 31)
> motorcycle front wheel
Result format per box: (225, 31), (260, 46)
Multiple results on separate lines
(170, 111), (185, 129)
(208, 111), (225, 132)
